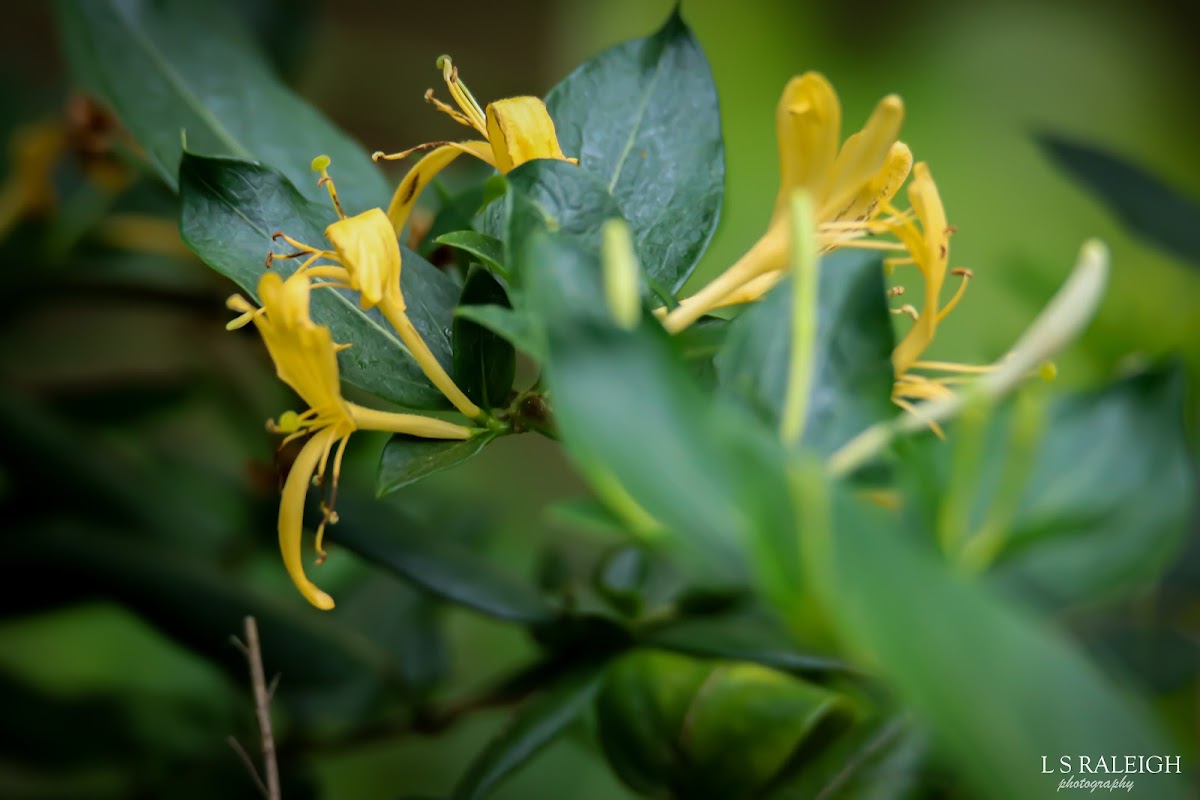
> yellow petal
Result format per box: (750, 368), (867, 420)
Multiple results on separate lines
(324, 208), (402, 309)
(278, 428), (338, 610)
(830, 141), (913, 225)
(485, 97), (567, 174)
(384, 141), (493, 233)
(774, 73), (841, 220)
(820, 94), (904, 220)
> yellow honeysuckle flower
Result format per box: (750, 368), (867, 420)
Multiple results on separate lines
(269, 156), (482, 420)
(663, 72), (912, 333)
(879, 162), (980, 431)
(372, 55), (573, 235)
(228, 270), (475, 610)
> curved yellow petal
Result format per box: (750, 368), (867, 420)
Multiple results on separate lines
(278, 428), (339, 610)
(383, 141), (494, 233)
(774, 73), (841, 220)
(821, 94), (904, 220)
(324, 208), (402, 309)
(830, 141), (913, 225)
(485, 97), (567, 174)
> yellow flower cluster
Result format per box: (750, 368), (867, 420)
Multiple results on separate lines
(663, 72), (984, 420)
(240, 60), (997, 609)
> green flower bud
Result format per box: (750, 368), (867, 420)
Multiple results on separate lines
(596, 649), (855, 799)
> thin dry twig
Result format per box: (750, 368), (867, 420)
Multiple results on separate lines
(228, 615), (282, 800)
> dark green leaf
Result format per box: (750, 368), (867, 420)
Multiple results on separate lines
(901, 363), (1195, 606)
(179, 153), (458, 408)
(503, 159), (624, 289)
(54, 0), (388, 211)
(453, 268), (516, 410)
(766, 717), (927, 800)
(453, 305), (545, 363)
(452, 668), (605, 800)
(520, 231), (752, 578)
(377, 431), (499, 497)
(436, 231), (508, 279)
(546, 10), (724, 292)
(814, 484), (1188, 800)
(1039, 132), (1200, 265)
(338, 572), (448, 700)
(716, 249), (895, 456)
(328, 507), (557, 625)
(1000, 365), (1194, 604)
(642, 616), (853, 679)
(15, 524), (395, 723)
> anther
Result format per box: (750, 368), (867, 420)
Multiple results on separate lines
(890, 303), (920, 320)
(887, 286), (906, 297)
(951, 267), (974, 279)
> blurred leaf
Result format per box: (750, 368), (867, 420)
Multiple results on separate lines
(1038, 132), (1200, 266)
(179, 153), (458, 409)
(814, 483), (1188, 800)
(328, 508), (557, 625)
(997, 364), (1194, 604)
(421, 183), (488, 260)
(54, 0), (387, 211)
(520, 230), (751, 577)
(596, 650), (852, 799)
(453, 267), (516, 410)
(503, 159), (623, 289)
(900, 363), (1195, 606)
(452, 667), (606, 800)
(377, 431), (500, 497)
(716, 249), (895, 456)
(435, 231), (508, 279)
(546, 10), (723, 293)
(642, 615), (852, 679)
(766, 716), (928, 800)
(15, 525), (396, 723)
(453, 305), (544, 362)
(338, 572), (448, 701)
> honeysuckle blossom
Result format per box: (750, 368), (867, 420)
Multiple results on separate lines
(269, 156), (482, 419)
(663, 72), (912, 333)
(228, 270), (475, 610)
(372, 55), (573, 235)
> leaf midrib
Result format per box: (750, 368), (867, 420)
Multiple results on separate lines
(106, 0), (254, 163)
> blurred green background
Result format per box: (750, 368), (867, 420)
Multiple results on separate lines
(1, 0), (1196, 797)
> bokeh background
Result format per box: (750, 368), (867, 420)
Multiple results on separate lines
(1, 0), (1196, 797)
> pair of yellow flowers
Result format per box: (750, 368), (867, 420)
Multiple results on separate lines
(232, 59), (971, 609)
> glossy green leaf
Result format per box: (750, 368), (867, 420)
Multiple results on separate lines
(328, 507), (557, 625)
(814, 485), (1188, 800)
(54, 0), (388, 211)
(436, 231), (509, 279)
(377, 431), (499, 497)
(503, 159), (624, 288)
(546, 10), (723, 292)
(453, 305), (545, 362)
(179, 153), (459, 409)
(452, 667), (606, 800)
(1039, 132), (1200, 266)
(453, 268), (516, 410)
(716, 249), (895, 456)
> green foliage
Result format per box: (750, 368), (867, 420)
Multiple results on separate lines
(1039, 132), (1200, 266)
(54, 0), (388, 211)
(7, 3), (1197, 799)
(179, 153), (459, 409)
(546, 10), (724, 294)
